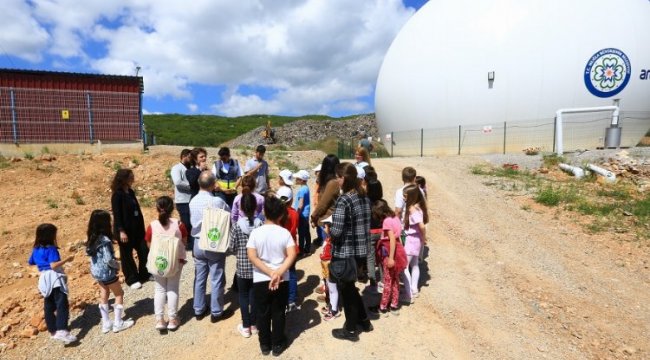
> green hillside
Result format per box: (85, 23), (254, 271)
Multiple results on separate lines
(143, 114), (353, 147)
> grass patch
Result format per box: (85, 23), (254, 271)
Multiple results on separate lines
(275, 157), (299, 172)
(138, 195), (155, 208)
(112, 162), (122, 171)
(542, 154), (565, 167)
(24, 152), (34, 160)
(46, 199), (58, 209)
(41, 146), (50, 154)
(0, 157), (9, 169)
(71, 191), (85, 205)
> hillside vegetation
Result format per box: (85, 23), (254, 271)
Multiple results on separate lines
(143, 113), (359, 147)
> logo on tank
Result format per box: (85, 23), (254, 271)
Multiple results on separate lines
(584, 48), (631, 98)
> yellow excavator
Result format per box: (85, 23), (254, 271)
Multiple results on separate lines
(260, 120), (276, 144)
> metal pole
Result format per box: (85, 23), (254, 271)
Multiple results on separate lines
(139, 91), (144, 149)
(420, 128), (424, 157)
(87, 92), (94, 144)
(552, 116), (556, 154)
(458, 125), (461, 155)
(390, 131), (394, 157)
(503, 121), (506, 154)
(10, 88), (18, 144)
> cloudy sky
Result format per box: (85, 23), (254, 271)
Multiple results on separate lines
(0, 0), (427, 116)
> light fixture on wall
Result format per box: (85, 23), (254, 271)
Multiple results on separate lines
(488, 71), (495, 81)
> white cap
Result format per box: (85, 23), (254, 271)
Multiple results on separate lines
(356, 166), (366, 179)
(294, 170), (310, 181)
(279, 169), (294, 185)
(275, 186), (293, 201)
(313, 164), (322, 172)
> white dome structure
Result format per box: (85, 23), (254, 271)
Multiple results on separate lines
(375, 0), (650, 155)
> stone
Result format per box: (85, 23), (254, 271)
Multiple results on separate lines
(8, 318), (19, 326)
(37, 320), (48, 332)
(29, 314), (43, 328)
(620, 346), (636, 355)
(19, 327), (38, 338)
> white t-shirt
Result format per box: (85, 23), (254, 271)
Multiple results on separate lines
(394, 185), (406, 212)
(246, 224), (295, 283)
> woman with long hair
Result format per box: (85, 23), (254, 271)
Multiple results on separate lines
(111, 168), (149, 289)
(329, 163), (372, 341)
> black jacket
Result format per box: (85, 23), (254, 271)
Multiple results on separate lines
(111, 188), (145, 242)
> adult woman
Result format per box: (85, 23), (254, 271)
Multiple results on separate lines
(310, 155), (341, 228)
(329, 163), (372, 341)
(187, 147), (208, 199)
(111, 169), (149, 289)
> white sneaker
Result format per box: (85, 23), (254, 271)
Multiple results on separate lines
(52, 330), (77, 344)
(101, 320), (113, 334)
(113, 318), (135, 333)
(237, 324), (251, 338)
(130, 282), (142, 290)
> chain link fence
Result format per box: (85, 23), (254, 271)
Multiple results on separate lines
(385, 111), (650, 157)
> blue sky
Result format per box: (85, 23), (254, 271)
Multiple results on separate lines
(1, 0), (427, 117)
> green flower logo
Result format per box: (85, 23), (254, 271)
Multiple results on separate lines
(593, 57), (624, 89)
(207, 227), (221, 248)
(155, 256), (168, 271)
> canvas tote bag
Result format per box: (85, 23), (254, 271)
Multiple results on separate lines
(147, 219), (184, 277)
(198, 207), (231, 253)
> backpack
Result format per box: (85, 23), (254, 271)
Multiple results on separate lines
(198, 207), (231, 253)
(89, 236), (119, 283)
(146, 219), (184, 277)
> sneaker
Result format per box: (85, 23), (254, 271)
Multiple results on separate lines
(101, 320), (113, 334)
(377, 282), (384, 294)
(52, 330), (77, 345)
(367, 305), (380, 315)
(390, 306), (400, 316)
(380, 307), (390, 317)
(260, 344), (272, 356)
(315, 285), (326, 294)
(412, 292), (420, 298)
(323, 310), (341, 321)
(167, 318), (179, 331)
(250, 325), (259, 335)
(320, 305), (331, 315)
(113, 319), (135, 333)
(237, 324), (251, 338)
(155, 319), (167, 331)
(400, 295), (414, 305)
(285, 303), (299, 313)
(130, 282), (142, 290)
(316, 295), (327, 303)
(210, 308), (233, 323)
(331, 328), (359, 342)
(359, 320), (374, 332)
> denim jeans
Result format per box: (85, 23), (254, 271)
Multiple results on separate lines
(193, 239), (226, 316)
(44, 287), (69, 332)
(176, 203), (192, 250)
(298, 215), (311, 253)
(237, 276), (256, 328)
(288, 262), (297, 304)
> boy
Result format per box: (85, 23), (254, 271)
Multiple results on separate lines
(394, 167), (417, 220)
(292, 170), (311, 255)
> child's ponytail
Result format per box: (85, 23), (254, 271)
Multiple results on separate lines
(156, 196), (174, 226)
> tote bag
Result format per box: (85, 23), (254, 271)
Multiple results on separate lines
(198, 207), (231, 253)
(146, 219), (183, 277)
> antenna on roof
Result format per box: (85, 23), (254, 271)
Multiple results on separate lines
(135, 66), (141, 76)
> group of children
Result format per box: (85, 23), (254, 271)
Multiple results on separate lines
(27, 150), (429, 354)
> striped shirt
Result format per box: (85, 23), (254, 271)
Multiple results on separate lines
(330, 191), (370, 259)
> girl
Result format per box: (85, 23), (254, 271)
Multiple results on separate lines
(111, 168), (149, 289)
(145, 196), (188, 331)
(28, 224), (76, 344)
(247, 196), (297, 356)
(354, 147), (371, 170)
(415, 175), (428, 199)
(402, 184), (429, 300)
(231, 175), (265, 223)
(229, 192), (263, 338)
(372, 200), (407, 315)
(86, 210), (134, 333)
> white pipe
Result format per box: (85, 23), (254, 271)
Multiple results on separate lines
(555, 105), (619, 155)
(587, 164), (616, 183)
(559, 163), (585, 179)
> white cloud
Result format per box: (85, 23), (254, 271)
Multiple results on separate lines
(4, 0), (415, 115)
(0, 0), (50, 62)
(187, 103), (198, 113)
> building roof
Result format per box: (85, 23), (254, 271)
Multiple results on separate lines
(0, 68), (143, 92)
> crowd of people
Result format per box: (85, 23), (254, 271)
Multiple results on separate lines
(27, 144), (429, 356)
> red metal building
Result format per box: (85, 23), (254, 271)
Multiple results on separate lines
(0, 69), (143, 144)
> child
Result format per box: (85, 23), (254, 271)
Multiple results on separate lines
(145, 196), (187, 331)
(415, 175), (428, 199)
(292, 170), (311, 255)
(319, 216), (341, 321)
(230, 192), (263, 338)
(86, 210), (135, 334)
(275, 186), (300, 313)
(28, 224), (77, 344)
(402, 185), (429, 301)
(247, 196), (297, 356)
(372, 200), (407, 315)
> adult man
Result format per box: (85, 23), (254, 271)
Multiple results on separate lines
(211, 147), (243, 208)
(394, 166), (417, 220)
(244, 145), (270, 195)
(171, 149), (193, 250)
(189, 171), (232, 322)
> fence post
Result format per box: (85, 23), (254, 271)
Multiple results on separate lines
(420, 128), (424, 157)
(503, 121), (507, 154)
(390, 132), (394, 157)
(86, 92), (94, 144)
(552, 117), (556, 153)
(10, 88), (18, 144)
(458, 125), (461, 155)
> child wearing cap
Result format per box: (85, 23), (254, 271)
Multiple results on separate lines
(275, 175), (300, 312)
(292, 170), (311, 255)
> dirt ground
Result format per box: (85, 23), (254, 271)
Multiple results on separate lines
(0, 147), (648, 359)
